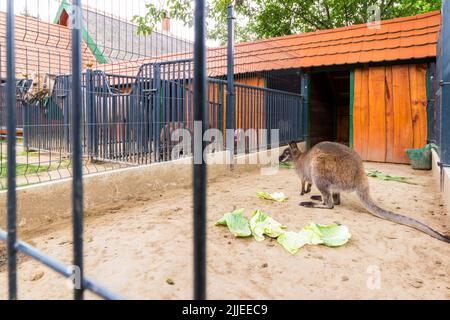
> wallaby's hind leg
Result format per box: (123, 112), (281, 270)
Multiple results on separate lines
(305, 182), (312, 194)
(310, 192), (341, 205)
(333, 193), (341, 205)
(300, 180), (306, 196)
(300, 180), (312, 196)
(300, 185), (334, 209)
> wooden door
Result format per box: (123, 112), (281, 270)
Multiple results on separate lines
(353, 64), (428, 164)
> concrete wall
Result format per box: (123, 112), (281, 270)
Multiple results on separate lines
(431, 149), (450, 207)
(0, 147), (285, 234)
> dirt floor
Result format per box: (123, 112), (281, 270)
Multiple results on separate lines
(0, 162), (449, 300)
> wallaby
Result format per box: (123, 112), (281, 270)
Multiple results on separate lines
(159, 122), (192, 161)
(279, 141), (450, 243)
(159, 122), (221, 161)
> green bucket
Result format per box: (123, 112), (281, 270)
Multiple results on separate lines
(405, 144), (438, 170)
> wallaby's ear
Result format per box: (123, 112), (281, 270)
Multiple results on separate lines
(289, 141), (299, 151)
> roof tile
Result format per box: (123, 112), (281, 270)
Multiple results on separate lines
(101, 10), (441, 76)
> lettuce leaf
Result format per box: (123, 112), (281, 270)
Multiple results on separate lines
(277, 232), (310, 254)
(249, 209), (287, 241)
(277, 223), (351, 254)
(215, 208), (252, 237)
(256, 191), (288, 203)
(310, 223), (351, 247)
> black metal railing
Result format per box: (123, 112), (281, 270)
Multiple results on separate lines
(1, 59), (304, 190)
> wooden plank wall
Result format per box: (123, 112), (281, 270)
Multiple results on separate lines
(202, 76), (265, 147)
(235, 76), (265, 131)
(353, 64), (428, 164)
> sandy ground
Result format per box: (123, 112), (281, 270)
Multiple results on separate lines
(0, 162), (449, 300)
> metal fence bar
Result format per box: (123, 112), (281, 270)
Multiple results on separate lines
(6, 0), (18, 300)
(440, 0), (450, 164)
(0, 230), (123, 300)
(193, 0), (207, 300)
(427, 63), (436, 144)
(301, 72), (310, 149)
(71, 0), (85, 300)
(226, 5), (235, 157)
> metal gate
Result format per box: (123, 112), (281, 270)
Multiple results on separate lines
(22, 59), (307, 164)
(435, 0), (450, 165)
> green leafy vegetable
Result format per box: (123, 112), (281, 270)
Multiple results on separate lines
(278, 162), (295, 169)
(249, 209), (287, 241)
(215, 208), (252, 237)
(365, 170), (416, 185)
(277, 223), (351, 254)
(305, 223), (351, 247)
(216, 209), (351, 254)
(256, 191), (288, 203)
(277, 231), (310, 254)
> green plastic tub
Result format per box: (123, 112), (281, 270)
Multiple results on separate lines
(405, 144), (438, 170)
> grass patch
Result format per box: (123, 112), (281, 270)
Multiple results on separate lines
(17, 150), (41, 157)
(0, 160), (71, 178)
(0, 162), (50, 178)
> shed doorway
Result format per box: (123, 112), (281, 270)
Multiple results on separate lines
(310, 70), (350, 147)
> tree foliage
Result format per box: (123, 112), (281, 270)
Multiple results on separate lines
(132, 0), (441, 44)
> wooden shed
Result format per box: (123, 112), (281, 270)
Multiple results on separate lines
(100, 11), (441, 164)
(229, 10), (440, 164)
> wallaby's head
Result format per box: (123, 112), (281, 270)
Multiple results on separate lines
(279, 141), (301, 163)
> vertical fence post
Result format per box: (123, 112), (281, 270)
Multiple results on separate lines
(426, 63), (436, 144)
(301, 72), (310, 149)
(226, 5), (235, 163)
(193, 0), (207, 300)
(63, 76), (70, 152)
(86, 69), (94, 159)
(349, 69), (355, 148)
(154, 63), (161, 162)
(440, 0), (450, 164)
(23, 101), (29, 152)
(70, 0), (84, 300)
(6, 0), (17, 300)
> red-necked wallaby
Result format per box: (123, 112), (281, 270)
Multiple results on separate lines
(279, 141), (450, 243)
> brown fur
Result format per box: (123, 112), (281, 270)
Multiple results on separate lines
(159, 122), (191, 160)
(280, 141), (450, 243)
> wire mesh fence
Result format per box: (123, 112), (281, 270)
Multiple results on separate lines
(0, 1), (306, 190)
(0, 0), (307, 300)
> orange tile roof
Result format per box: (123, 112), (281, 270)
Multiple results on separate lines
(0, 11), (96, 79)
(100, 10), (440, 78)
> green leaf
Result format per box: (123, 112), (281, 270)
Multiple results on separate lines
(307, 223), (351, 247)
(256, 191), (288, 203)
(277, 223), (351, 254)
(365, 170), (417, 185)
(249, 209), (287, 241)
(277, 231), (310, 254)
(215, 208), (251, 237)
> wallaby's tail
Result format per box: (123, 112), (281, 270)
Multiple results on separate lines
(357, 188), (450, 243)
